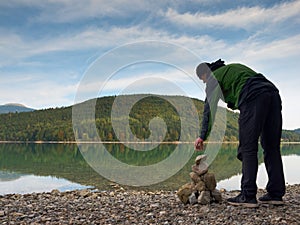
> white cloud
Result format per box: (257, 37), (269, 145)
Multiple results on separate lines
(0, 26), (203, 68)
(74, 67), (205, 103)
(0, 31), (31, 67)
(228, 34), (300, 64)
(3, 0), (163, 23)
(164, 1), (300, 30)
(2, 0), (299, 31)
(0, 72), (79, 109)
(0, 0), (235, 24)
(3, 1), (298, 70)
(2, 22), (299, 87)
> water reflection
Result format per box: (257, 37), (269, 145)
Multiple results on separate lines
(78, 143), (194, 186)
(0, 143), (299, 194)
(217, 155), (300, 190)
(0, 171), (21, 182)
(0, 173), (91, 195)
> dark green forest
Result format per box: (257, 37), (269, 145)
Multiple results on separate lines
(0, 95), (299, 142)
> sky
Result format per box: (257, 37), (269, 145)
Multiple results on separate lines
(0, 0), (300, 129)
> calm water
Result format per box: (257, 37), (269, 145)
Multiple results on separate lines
(0, 143), (299, 195)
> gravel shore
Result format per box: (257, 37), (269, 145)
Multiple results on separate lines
(1, 184), (299, 225)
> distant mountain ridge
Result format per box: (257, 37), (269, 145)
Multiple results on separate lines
(0, 103), (35, 114)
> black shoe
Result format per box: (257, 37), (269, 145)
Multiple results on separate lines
(258, 193), (284, 205)
(227, 193), (259, 208)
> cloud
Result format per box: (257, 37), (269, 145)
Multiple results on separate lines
(2, 21), (299, 81)
(74, 60), (205, 102)
(0, 31), (31, 67)
(0, 0), (164, 23)
(2, 1), (297, 70)
(0, 25), (201, 68)
(0, 71), (79, 108)
(228, 34), (300, 60)
(164, 0), (300, 30)
(2, 0), (299, 31)
(0, 0), (240, 24)
(1, 7), (299, 71)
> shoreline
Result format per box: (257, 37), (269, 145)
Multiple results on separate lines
(1, 184), (299, 224)
(0, 140), (300, 144)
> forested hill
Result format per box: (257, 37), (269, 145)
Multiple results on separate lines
(0, 95), (299, 142)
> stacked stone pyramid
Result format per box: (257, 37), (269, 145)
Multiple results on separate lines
(177, 154), (222, 204)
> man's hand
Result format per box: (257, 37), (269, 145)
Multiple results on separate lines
(194, 137), (204, 151)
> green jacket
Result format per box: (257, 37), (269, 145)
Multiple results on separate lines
(213, 63), (258, 109)
(200, 63), (267, 140)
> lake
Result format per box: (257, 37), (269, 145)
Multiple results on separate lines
(0, 143), (299, 195)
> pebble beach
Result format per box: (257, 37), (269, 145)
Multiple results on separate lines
(1, 184), (299, 225)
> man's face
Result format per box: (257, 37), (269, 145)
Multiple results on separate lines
(199, 73), (208, 84)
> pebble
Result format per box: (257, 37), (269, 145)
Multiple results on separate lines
(0, 184), (299, 224)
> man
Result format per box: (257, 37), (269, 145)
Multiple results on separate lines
(194, 59), (285, 208)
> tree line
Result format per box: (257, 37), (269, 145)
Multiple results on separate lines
(0, 95), (299, 142)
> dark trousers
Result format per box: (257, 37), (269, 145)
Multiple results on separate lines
(238, 91), (285, 197)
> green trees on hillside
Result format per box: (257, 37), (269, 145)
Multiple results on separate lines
(0, 95), (299, 142)
(0, 107), (74, 141)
